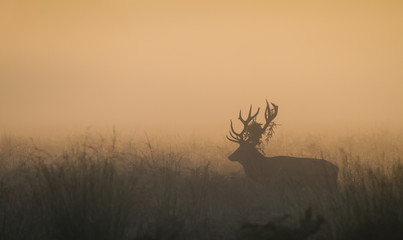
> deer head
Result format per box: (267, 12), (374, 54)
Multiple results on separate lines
(227, 100), (278, 162)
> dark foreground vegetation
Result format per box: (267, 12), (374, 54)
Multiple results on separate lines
(0, 129), (402, 240)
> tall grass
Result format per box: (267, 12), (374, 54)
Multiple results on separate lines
(0, 129), (402, 239)
(335, 150), (403, 240)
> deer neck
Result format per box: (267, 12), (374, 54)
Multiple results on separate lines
(238, 148), (266, 181)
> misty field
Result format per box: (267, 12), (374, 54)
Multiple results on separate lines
(0, 128), (402, 240)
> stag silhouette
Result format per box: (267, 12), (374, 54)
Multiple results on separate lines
(227, 100), (338, 193)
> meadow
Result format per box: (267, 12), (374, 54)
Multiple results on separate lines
(0, 127), (402, 240)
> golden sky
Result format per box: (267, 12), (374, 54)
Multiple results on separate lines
(1, 0), (403, 133)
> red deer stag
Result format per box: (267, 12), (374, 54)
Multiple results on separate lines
(226, 100), (338, 193)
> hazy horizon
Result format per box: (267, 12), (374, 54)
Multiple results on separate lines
(1, 0), (403, 136)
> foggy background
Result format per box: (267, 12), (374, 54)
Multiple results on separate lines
(1, 0), (402, 137)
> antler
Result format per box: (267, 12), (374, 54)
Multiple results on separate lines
(227, 100), (279, 144)
(262, 100), (278, 132)
(226, 105), (260, 143)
